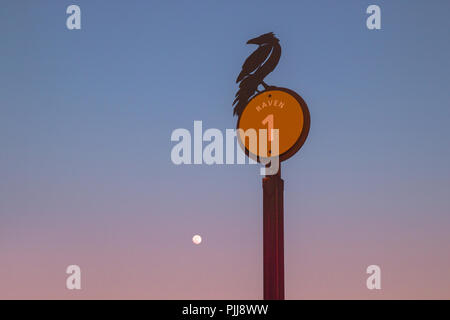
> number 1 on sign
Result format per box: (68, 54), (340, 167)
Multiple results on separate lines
(262, 114), (274, 141)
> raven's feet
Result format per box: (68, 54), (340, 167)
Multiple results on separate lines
(261, 81), (269, 90)
(261, 81), (276, 91)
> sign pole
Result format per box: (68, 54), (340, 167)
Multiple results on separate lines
(263, 164), (285, 300)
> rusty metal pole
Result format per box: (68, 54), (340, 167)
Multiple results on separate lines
(262, 165), (284, 300)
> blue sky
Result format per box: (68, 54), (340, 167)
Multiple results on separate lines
(1, 0), (450, 298)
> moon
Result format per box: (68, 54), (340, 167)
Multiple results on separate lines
(192, 235), (202, 245)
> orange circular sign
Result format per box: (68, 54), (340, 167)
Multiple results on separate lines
(237, 87), (310, 162)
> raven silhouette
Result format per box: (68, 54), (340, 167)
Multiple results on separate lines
(233, 32), (281, 116)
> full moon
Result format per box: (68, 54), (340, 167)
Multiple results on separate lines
(192, 235), (202, 245)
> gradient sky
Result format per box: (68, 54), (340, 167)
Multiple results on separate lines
(1, 0), (450, 299)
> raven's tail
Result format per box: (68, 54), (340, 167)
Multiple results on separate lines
(233, 76), (259, 116)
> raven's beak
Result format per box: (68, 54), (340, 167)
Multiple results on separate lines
(246, 37), (259, 45)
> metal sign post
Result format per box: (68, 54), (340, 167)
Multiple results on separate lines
(263, 166), (284, 300)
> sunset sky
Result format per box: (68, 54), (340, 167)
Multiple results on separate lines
(1, 0), (450, 299)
